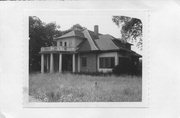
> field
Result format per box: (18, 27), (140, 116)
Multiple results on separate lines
(29, 73), (142, 102)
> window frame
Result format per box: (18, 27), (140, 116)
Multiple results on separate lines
(99, 57), (115, 68)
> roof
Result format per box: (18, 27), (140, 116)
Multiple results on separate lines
(54, 30), (85, 40)
(95, 35), (119, 50)
(54, 27), (141, 57)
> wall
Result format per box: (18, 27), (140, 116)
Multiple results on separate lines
(79, 53), (97, 73)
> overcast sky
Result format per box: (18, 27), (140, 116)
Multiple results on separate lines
(33, 10), (122, 38)
(31, 10), (142, 54)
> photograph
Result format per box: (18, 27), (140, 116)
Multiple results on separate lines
(28, 10), (143, 103)
(1, 1), (180, 118)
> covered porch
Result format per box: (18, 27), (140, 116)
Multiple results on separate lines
(40, 52), (77, 73)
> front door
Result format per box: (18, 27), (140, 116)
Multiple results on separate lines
(62, 54), (72, 72)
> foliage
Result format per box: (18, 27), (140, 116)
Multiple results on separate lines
(29, 16), (62, 72)
(112, 16), (142, 50)
(62, 24), (85, 34)
(112, 60), (142, 75)
(71, 24), (85, 30)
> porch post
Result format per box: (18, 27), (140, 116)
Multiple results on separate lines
(77, 54), (80, 72)
(46, 54), (49, 72)
(72, 54), (75, 73)
(115, 52), (119, 66)
(50, 53), (54, 73)
(41, 54), (44, 73)
(59, 53), (62, 72)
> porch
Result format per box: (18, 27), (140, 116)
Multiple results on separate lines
(40, 53), (77, 73)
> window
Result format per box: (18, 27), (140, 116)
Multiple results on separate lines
(81, 57), (87, 67)
(99, 57), (115, 68)
(64, 42), (67, 47)
(60, 42), (62, 46)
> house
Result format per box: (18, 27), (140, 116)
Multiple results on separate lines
(40, 25), (141, 73)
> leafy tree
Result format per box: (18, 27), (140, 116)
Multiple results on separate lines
(29, 16), (62, 72)
(61, 24), (85, 35)
(71, 24), (85, 30)
(112, 16), (142, 50)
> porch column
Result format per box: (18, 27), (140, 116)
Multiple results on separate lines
(77, 54), (80, 72)
(41, 54), (44, 73)
(72, 54), (75, 73)
(50, 53), (54, 73)
(46, 54), (49, 72)
(115, 52), (119, 66)
(59, 53), (62, 72)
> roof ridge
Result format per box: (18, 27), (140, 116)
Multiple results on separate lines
(87, 30), (100, 50)
(82, 29), (99, 50)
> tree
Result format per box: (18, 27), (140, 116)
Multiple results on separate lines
(29, 16), (62, 72)
(112, 16), (142, 50)
(71, 24), (85, 30)
(61, 24), (85, 35)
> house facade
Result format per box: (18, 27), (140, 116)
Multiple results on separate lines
(40, 25), (141, 73)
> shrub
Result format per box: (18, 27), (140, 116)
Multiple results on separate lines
(112, 60), (142, 75)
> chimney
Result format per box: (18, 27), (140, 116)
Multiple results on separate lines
(94, 25), (99, 36)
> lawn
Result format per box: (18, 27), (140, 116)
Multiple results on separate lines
(29, 73), (142, 102)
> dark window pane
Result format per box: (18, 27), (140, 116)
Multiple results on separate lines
(64, 42), (67, 46)
(99, 57), (115, 68)
(81, 57), (87, 67)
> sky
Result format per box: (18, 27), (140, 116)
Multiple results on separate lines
(34, 10), (121, 38)
(30, 10), (142, 54)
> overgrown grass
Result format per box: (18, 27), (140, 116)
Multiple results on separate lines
(29, 73), (142, 102)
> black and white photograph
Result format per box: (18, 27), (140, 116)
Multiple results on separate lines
(1, 0), (180, 118)
(28, 10), (144, 104)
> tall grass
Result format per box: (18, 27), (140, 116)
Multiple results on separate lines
(29, 73), (142, 102)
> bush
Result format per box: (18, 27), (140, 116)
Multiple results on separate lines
(112, 61), (142, 75)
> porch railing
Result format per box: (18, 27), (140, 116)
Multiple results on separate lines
(41, 46), (78, 52)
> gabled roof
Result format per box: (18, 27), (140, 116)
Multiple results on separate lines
(54, 30), (85, 40)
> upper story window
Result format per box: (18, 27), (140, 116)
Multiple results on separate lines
(60, 41), (62, 46)
(64, 42), (67, 47)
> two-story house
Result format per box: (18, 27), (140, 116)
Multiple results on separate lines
(40, 25), (141, 73)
